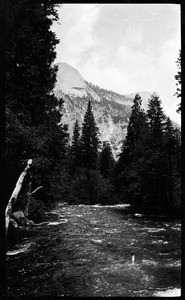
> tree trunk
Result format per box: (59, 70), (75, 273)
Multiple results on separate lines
(5, 159), (32, 235)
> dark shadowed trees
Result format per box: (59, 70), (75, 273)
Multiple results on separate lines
(99, 141), (115, 178)
(115, 93), (148, 204)
(114, 92), (181, 216)
(145, 93), (167, 211)
(70, 120), (81, 175)
(5, 0), (69, 204)
(80, 100), (100, 170)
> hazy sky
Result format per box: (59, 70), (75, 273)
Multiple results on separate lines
(51, 3), (181, 124)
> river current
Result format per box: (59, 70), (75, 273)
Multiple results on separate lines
(6, 203), (181, 297)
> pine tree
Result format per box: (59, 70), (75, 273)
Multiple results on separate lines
(125, 93), (144, 151)
(99, 141), (115, 178)
(163, 118), (181, 214)
(115, 93), (148, 204)
(118, 94), (147, 166)
(116, 94), (146, 180)
(114, 92), (181, 216)
(146, 93), (167, 211)
(147, 92), (166, 146)
(164, 117), (177, 151)
(80, 100), (100, 170)
(5, 1), (69, 204)
(6, 0), (60, 126)
(70, 120), (81, 175)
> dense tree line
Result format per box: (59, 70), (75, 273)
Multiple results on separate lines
(66, 100), (115, 205)
(114, 93), (181, 217)
(59, 94), (181, 217)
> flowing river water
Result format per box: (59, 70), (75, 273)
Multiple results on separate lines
(6, 203), (181, 297)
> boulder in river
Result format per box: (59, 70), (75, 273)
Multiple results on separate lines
(11, 210), (34, 226)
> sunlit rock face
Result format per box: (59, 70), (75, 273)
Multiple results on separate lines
(54, 63), (151, 159)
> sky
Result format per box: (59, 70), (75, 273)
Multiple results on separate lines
(51, 3), (181, 124)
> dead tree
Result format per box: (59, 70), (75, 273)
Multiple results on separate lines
(5, 159), (32, 234)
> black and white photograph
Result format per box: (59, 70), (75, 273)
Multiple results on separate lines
(4, 1), (181, 298)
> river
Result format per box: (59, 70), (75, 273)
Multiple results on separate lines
(6, 203), (181, 297)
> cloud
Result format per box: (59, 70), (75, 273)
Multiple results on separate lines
(79, 37), (181, 124)
(80, 43), (157, 94)
(53, 4), (101, 67)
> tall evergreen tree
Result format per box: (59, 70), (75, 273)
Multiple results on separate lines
(6, 1), (61, 126)
(115, 93), (148, 203)
(118, 94), (147, 167)
(163, 117), (181, 214)
(125, 93), (144, 151)
(5, 0), (69, 204)
(116, 93), (146, 174)
(99, 141), (115, 178)
(145, 93), (167, 211)
(147, 92), (166, 146)
(80, 100), (100, 170)
(70, 120), (81, 175)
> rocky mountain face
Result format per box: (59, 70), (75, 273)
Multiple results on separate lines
(53, 63), (152, 158)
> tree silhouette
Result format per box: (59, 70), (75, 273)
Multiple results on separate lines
(80, 100), (100, 170)
(70, 120), (81, 175)
(99, 141), (114, 178)
(5, 0), (69, 203)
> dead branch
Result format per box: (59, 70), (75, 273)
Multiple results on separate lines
(29, 186), (43, 196)
(24, 185), (43, 217)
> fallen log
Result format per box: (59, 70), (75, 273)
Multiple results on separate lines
(5, 159), (32, 235)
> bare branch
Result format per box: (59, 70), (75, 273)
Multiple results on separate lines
(29, 186), (43, 196)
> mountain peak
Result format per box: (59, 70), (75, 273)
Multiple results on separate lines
(54, 62), (86, 97)
(54, 62), (101, 101)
